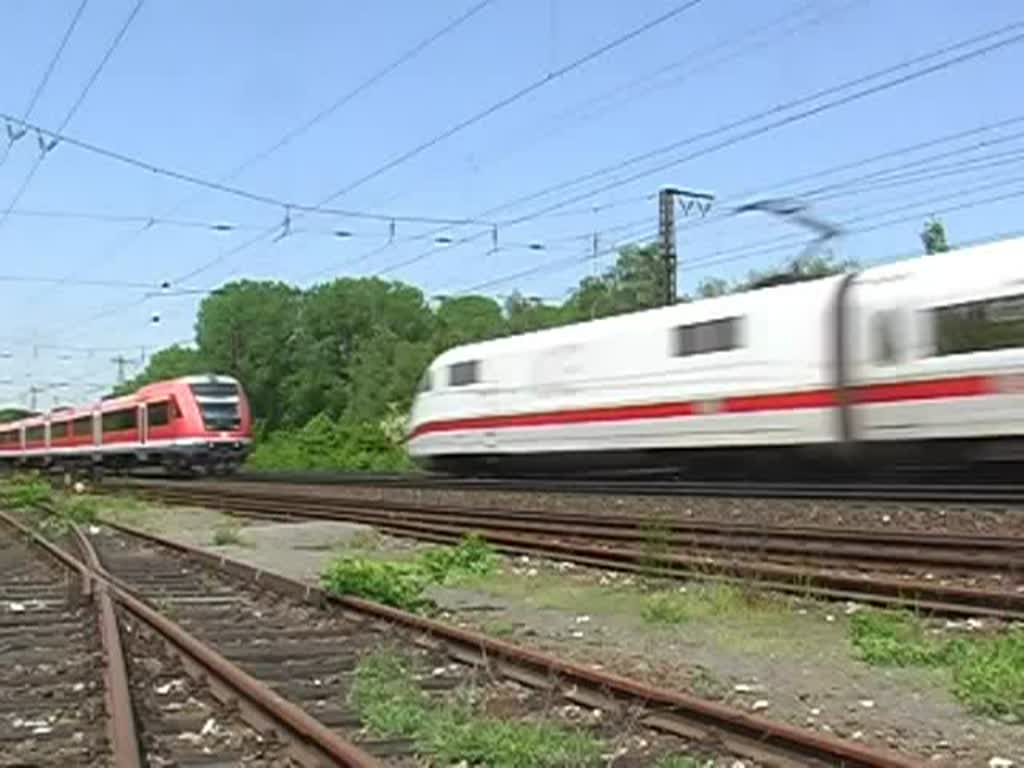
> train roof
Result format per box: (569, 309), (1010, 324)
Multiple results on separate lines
(432, 271), (846, 367)
(432, 234), (1024, 367)
(0, 373), (242, 429)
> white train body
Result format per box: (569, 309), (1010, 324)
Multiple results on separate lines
(408, 237), (1024, 476)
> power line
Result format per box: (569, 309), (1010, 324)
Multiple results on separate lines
(502, 20), (1024, 226)
(0, 0), (91, 167)
(26, 1), (496, 316)
(310, 0), (708, 206)
(331, 20), (1024, 287)
(0, 0), (145, 231)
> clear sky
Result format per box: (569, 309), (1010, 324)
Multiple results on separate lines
(1, 0), (1023, 408)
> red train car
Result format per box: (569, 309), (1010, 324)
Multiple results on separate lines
(0, 374), (252, 476)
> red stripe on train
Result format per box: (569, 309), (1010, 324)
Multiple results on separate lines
(407, 374), (995, 440)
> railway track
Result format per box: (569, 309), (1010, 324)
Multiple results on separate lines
(225, 469), (1024, 504)
(0, 507), (922, 767)
(109, 479), (1024, 620)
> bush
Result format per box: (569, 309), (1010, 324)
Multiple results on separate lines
(0, 472), (53, 509)
(418, 533), (497, 583)
(320, 557), (430, 611)
(320, 534), (498, 610)
(247, 413), (412, 471)
(850, 609), (1024, 720)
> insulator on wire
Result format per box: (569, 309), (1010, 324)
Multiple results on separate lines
(491, 225), (498, 251)
(388, 219), (396, 243)
(35, 131), (58, 154)
(5, 122), (26, 143)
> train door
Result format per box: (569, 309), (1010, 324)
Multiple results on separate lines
(138, 404), (148, 445)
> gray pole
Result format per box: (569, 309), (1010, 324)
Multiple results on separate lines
(658, 188), (677, 306)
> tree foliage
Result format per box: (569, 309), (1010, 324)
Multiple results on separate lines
(123, 240), (856, 470)
(921, 217), (950, 254)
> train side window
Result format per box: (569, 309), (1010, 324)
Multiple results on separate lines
(26, 425), (44, 442)
(672, 316), (742, 357)
(448, 360), (480, 387)
(73, 416), (93, 437)
(147, 401), (170, 427)
(102, 409), (137, 433)
(932, 293), (1024, 356)
(51, 421), (69, 439)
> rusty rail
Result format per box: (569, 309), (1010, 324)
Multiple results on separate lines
(118, 483), (1024, 620)
(0, 510), (382, 768)
(103, 517), (925, 768)
(0, 510), (142, 767)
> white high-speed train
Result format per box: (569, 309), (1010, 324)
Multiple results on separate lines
(407, 237), (1024, 477)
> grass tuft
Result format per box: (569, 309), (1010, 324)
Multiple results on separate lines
(351, 650), (604, 768)
(640, 582), (764, 625)
(320, 533), (497, 611)
(849, 609), (1024, 720)
(211, 523), (244, 547)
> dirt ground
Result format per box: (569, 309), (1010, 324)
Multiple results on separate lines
(99, 496), (1024, 767)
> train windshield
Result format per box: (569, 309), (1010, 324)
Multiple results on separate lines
(189, 382), (241, 431)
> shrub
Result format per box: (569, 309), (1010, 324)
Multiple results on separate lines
(320, 557), (430, 611)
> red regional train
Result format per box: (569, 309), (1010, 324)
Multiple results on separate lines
(0, 374), (251, 476)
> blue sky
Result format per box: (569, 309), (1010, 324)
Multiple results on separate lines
(1, 0), (1023, 407)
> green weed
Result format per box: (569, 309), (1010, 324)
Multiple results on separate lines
(418, 533), (497, 583)
(321, 557), (430, 611)
(849, 609), (1024, 720)
(320, 534), (497, 611)
(211, 523), (243, 546)
(350, 650), (604, 768)
(640, 582), (761, 625)
(949, 629), (1024, 721)
(0, 472), (53, 509)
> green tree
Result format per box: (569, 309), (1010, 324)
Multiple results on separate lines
(921, 217), (950, 254)
(433, 295), (505, 349)
(196, 280), (301, 428)
(740, 252), (855, 290)
(503, 292), (565, 334)
(563, 243), (667, 319)
(283, 278), (434, 425)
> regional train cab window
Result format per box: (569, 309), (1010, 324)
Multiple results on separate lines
(102, 409), (137, 433)
(448, 360), (480, 387)
(51, 422), (69, 439)
(932, 293), (1024, 356)
(672, 317), (742, 357)
(147, 401), (171, 427)
(73, 416), (93, 437)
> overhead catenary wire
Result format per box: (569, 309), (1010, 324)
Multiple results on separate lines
(26, 0), (498, 316)
(333, 20), (1024, 286)
(308, 0), (708, 208)
(36, 14), (1024, 350)
(0, 0), (146, 233)
(0, 0), (91, 167)
(500, 19), (1024, 227)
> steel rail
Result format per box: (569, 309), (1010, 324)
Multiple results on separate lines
(227, 469), (1024, 503)
(101, 517), (925, 768)
(0, 510), (382, 768)
(0, 509), (143, 768)
(118, 483), (1024, 619)
(126, 483), (1024, 570)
